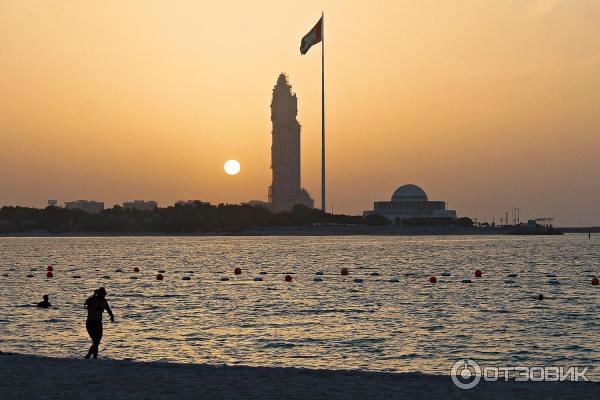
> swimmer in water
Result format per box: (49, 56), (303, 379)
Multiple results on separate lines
(37, 295), (51, 308)
(84, 287), (114, 359)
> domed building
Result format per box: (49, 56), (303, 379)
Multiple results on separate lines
(364, 184), (457, 223)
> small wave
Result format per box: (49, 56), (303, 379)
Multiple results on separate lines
(341, 338), (386, 346)
(382, 353), (421, 360)
(426, 325), (444, 331)
(296, 308), (373, 315)
(261, 342), (296, 349)
(289, 354), (319, 359)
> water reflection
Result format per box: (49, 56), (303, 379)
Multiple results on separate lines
(0, 235), (598, 379)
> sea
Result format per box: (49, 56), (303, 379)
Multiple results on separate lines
(0, 235), (598, 379)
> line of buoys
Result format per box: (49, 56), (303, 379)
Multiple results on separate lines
(220, 277), (229, 281)
(16, 264), (594, 288)
(158, 270), (166, 274)
(129, 276), (138, 280)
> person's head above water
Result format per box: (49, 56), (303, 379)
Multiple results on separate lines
(97, 287), (107, 299)
(43, 295), (49, 302)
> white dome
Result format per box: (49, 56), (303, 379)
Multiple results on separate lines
(391, 184), (428, 202)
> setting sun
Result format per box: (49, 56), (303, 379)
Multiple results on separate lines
(224, 160), (241, 176)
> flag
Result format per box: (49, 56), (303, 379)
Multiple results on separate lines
(300, 17), (322, 55)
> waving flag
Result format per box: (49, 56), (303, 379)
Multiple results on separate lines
(299, 14), (326, 211)
(300, 17), (322, 55)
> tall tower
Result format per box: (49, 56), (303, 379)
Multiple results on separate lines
(269, 74), (314, 213)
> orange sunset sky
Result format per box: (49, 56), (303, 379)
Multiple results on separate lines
(1, 0), (599, 225)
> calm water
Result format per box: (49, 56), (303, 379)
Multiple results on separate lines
(0, 235), (598, 378)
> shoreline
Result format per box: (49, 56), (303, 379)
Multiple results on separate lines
(3, 226), (595, 238)
(1, 353), (598, 399)
(0, 226), (540, 237)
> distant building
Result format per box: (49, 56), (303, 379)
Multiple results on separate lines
(364, 184), (457, 223)
(65, 200), (104, 214)
(268, 73), (314, 212)
(47, 200), (58, 208)
(123, 200), (157, 211)
(175, 200), (210, 207)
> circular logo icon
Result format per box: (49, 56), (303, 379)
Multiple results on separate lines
(451, 359), (482, 389)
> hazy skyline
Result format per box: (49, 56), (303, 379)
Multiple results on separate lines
(1, 1), (599, 225)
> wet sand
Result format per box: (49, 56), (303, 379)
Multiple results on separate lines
(1, 353), (598, 399)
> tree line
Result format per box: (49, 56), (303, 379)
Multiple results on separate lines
(0, 203), (361, 233)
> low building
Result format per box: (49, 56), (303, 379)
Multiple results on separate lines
(47, 200), (58, 208)
(364, 184), (456, 223)
(123, 200), (157, 211)
(65, 200), (104, 214)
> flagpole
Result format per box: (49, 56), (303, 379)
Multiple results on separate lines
(321, 12), (326, 212)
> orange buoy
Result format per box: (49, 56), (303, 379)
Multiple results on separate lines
(156, 273), (164, 280)
(47, 265), (54, 272)
(46, 271), (53, 278)
(341, 268), (349, 276)
(429, 276), (437, 284)
(234, 267), (242, 275)
(592, 277), (599, 286)
(284, 274), (292, 282)
(133, 267), (140, 272)
(475, 269), (483, 278)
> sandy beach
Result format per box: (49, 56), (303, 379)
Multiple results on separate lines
(0, 352), (597, 400)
